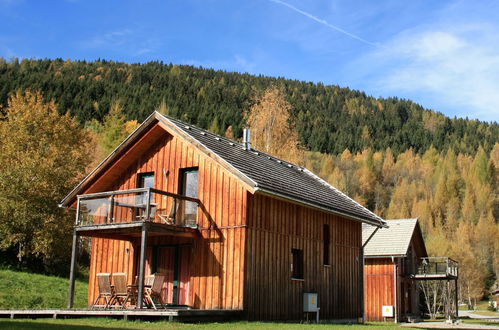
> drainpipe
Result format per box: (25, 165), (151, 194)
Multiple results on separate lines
(392, 256), (398, 323)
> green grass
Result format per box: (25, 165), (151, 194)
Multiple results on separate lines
(470, 311), (499, 317)
(0, 269), (88, 309)
(461, 319), (499, 327)
(0, 320), (404, 330)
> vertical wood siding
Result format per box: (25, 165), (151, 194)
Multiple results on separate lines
(364, 258), (395, 321)
(86, 129), (246, 310)
(244, 193), (363, 321)
(82, 123), (364, 320)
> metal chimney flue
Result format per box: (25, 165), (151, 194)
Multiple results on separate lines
(242, 129), (251, 150)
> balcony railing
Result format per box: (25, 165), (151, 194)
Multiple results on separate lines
(76, 188), (199, 228)
(415, 257), (458, 279)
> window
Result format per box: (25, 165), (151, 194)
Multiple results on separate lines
(180, 168), (198, 198)
(291, 248), (304, 279)
(323, 224), (330, 265)
(138, 172), (154, 189)
(179, 167), (199, 226)
(136, 172), (155, 219)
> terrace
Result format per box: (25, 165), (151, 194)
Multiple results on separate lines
(412, 257), (458, 280)
(68, 187), (201, 309)
(74, 187), (200, 240)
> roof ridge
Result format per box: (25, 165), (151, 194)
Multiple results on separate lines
(162, 113), (308, 174)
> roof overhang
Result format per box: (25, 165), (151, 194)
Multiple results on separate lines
(60, 112), (258, 208)
(256, 187), (387, 228)
(364, 254), (406, 258)
(60, 111), (386, 228)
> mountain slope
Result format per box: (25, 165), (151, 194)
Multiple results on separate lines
(0, 58), (497, 155)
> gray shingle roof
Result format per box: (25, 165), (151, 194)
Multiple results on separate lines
(362, 218), (418, 256)
(60, 112), (385, 227)
(163, 114), (385, 227)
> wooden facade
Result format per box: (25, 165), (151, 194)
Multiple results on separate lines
(64, 113), (383, 321)
(244, 193), (363, 320)
(84, 123), (247, 310)
(364, 223), (426, 322)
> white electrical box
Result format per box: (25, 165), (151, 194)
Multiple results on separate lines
(382, 305), (394, 317)
(303, 293), (318, 312)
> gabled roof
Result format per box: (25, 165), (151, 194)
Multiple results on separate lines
(61, 112), (386, 227)
(362, 218), (425, 257)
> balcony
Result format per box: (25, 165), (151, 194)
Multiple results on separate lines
(74, 188), (200, 240)
(411, 257), (458, 280)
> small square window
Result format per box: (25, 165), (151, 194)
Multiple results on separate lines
(291, 248), (304, 279)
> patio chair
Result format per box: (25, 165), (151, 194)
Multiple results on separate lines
(158, 199), (179, 225)
(91, 273), (113, 309)
(144, 273), (167, 310)
(109, 273), (132, 308)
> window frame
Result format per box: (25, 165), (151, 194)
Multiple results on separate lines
(323, 224), (331, 266)
(291, 248), (304, 280)
(178, 167), (199, 197)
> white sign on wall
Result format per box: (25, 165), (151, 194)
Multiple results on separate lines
(382, 305), (394, 317)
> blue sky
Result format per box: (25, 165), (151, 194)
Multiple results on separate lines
(1, 0), (499, 122)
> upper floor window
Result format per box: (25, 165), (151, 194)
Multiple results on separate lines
(180, 167), (198, 198)
(138, 172), (154, 189)
(180, 167), (198, 226)
(323, 224), (330, 266)
(291, 248), (304, 280)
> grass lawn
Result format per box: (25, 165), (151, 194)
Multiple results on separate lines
(0, 319), (404, 329)
(470, 311), (499, 317)
(0, 269), (88, 309)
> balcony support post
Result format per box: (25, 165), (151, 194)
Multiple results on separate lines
(137, 223), (149, 309)
(137, 189), (151, 309)
(67, 199), (80, 308)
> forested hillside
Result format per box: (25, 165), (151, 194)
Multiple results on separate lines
(0, 58), (497, 307)
(0, 58), (497, 156)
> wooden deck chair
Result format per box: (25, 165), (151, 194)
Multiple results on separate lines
(144, 273), (167, 310)
(91, 273), (112, 309)
(158, 199), (179, 225)
(109, 273), (131, 309)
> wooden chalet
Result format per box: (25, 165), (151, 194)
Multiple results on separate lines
(60, 111), (386, 321)
(363, 218), (428, 322)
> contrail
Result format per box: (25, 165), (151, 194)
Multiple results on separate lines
(269, 0), (379, 47)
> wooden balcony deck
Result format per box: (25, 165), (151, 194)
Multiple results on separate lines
(0, 308), (243, 322)
(76, 221), (199, 240)
(410, 257), (458, 280)
(75, 188), (200, 240)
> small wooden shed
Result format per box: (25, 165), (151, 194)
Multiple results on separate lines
(61, 111), (387, 321)
(362, 218), (427, 322)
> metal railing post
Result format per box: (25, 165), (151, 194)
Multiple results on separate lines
(145, 188), (151, 221)
(75, 197), (81, 226)
(172, 197), (177, 225)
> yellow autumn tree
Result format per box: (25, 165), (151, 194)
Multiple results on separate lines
(246, 86), (303, 164)
(0, 90), (91, 273)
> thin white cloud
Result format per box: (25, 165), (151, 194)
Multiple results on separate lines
(352, 24), (499, 122)
(269, 0), (379, 47)
(82, 29), (134, 49)
(182, 55), (256, 73)
(80, 29), (160, 57)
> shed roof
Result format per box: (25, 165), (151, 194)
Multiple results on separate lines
(61, 112), (386, 227)
(362, 218), (419, 256)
